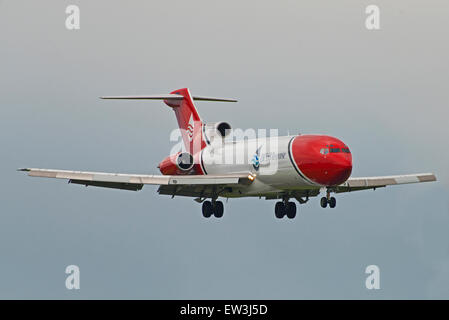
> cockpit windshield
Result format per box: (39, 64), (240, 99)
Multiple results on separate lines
(320, 146), (351, 155)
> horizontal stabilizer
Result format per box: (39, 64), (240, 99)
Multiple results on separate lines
(100, 94), (237, 102)
(191, 96), (237, 102)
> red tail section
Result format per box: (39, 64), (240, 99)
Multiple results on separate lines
(101, 87), (237, 159)
(164, 88), (206, 154)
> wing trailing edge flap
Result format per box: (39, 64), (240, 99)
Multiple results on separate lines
(19, 168), (251, 191)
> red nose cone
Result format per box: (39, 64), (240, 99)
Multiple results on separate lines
(290, 135), (352, 186)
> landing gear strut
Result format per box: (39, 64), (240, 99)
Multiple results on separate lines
(274, 198), (297, 219)
(202, 200), (224, 218)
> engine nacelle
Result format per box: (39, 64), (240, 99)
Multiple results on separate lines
(203, 121), (232, 144)
(158, 152), (194, 175)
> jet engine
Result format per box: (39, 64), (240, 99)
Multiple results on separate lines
(158, 152), (194, 175)
(203, 121), (232, 144)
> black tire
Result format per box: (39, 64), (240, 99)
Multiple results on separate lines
(202, 201), (213, 218)
(214, 201), (224, 218)
(329, 197), (336, 208)
(320, 197), (328, 208)
(286, 202), (297, 219)
(275, 202), (285, 218)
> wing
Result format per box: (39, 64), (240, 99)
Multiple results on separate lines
(261, 173), (436, 202)
(334, 173), (436, 193)
(18, 168), (252, 192)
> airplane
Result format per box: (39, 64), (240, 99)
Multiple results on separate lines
(19, 88), (437, 219)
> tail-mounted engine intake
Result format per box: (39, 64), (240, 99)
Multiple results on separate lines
(158, 152), (194, 175)
(203, 121), (232, 144)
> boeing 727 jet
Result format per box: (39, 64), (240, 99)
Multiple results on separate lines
(19, 88), (437, 219)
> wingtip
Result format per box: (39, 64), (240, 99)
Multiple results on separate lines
(418, 173), (437, 183)
(17, 168), (30, 172)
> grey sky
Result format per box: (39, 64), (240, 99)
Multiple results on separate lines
(0, 0), (448, 299)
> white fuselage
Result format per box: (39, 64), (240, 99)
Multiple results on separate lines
(200, 135), (320, 197)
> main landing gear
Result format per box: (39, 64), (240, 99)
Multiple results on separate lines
(274, 199), (297, 219)
(202, 200), (224, 218)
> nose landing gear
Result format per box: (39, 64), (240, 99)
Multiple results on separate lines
(320, 197), (336, 208)
(320, 190), (336, 208)
(329, 197), (336, 208)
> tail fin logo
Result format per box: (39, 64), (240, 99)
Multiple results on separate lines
(187, 114), (194, 142)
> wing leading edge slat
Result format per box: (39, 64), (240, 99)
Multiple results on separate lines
(19, 168), (250, 191)
(335, 173), (436, 193)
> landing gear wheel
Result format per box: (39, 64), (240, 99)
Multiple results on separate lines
(202, 201), (213, 218)
(286, 202), (297, 219)
(320, 197), (328, 208)
(329, 197), (336, 208)
(213, 201), (224, 218)
(275, 202), (285, 219)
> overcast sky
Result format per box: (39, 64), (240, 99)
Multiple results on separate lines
(0, 0), (448, 299)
